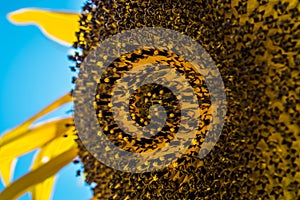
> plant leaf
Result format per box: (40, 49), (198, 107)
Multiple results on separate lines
(7, 9), (80, 46)
(0, 146), (78, 200)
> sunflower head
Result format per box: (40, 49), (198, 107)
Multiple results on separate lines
(72, 0), (300, 199)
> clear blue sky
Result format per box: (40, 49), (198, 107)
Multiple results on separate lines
(0, 0), (93, 199)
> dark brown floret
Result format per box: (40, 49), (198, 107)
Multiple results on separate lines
(70, 0), (300, 199)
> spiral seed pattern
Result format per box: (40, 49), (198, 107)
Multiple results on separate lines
(70, 0), (300, 199)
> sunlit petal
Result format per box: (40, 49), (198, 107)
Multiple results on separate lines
(0, 93), (72, 147)
(7, 9), (80, 46)
(0, 158), (17, 186)
(30, 127), (77, 200)
(31, 176), (56, 200)
(0, 146), (78, 200)
(0, 117), (74, 162)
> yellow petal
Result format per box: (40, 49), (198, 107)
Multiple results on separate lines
(0, 93), (72, 147)
(0, 158), (17, 186)
(31, 128), (77, 169)
(0, 146), (78, 200)
(7, 9), (80, 46)
(31, 176), (56, 200)
(0, 117), (74, 162)
(0, 93), (73, 189)
(30, 128), (77, 200)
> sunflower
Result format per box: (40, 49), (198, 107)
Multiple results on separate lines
(1, 0), (300, 200)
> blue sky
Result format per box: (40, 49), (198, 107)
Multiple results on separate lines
(0, 0), (93, 199)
